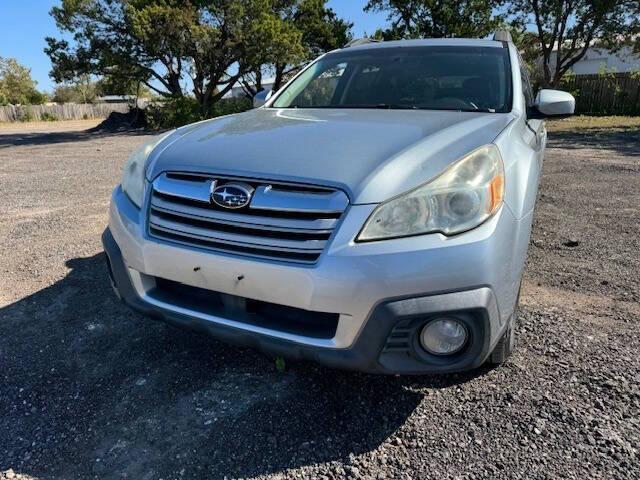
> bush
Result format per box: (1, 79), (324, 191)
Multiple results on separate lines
(41, 112), (58, 122)
(209, 96), (253, 118)
(146, 97), (201, 130)
(145, 96), (252, 130)
(19, 109), (34, 122)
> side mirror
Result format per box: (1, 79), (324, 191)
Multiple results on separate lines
(253, 89), (273, 109)
(530, 89), (575, 118)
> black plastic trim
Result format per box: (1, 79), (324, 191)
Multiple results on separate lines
(103, 228), (498, 374)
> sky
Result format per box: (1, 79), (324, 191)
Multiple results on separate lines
(0, 0), (388, 93)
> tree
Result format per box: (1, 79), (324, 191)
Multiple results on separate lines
(96, 76), (155, 99)
(52, 75), (99, 103)
(509, 0), (640, 87)
(364, 0), (506, 40)
(0, 57), (46, 105)
(273, 0), (352, 91)
(46, 0), (304, 112)
(494, 27), (545, 84)
(52, 84), (81, 104)
(53, 74), (156, 104)
(241, 0), (352, 96)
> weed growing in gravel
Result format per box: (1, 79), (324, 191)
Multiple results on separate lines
(275, 357), (286, 372)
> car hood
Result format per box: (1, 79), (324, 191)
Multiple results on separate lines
(148, 108), (514, 204)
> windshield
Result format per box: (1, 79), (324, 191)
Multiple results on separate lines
(271, 46), (512, 113)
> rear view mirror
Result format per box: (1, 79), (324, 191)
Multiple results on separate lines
(531, 89), (575, 118)
(253, 89), (273, 109)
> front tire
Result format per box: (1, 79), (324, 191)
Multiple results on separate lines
(488, 285), (521, 365)
(488, 312), (517, 364)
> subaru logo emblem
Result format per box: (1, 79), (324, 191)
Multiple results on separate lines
(211, 182), (254, 209)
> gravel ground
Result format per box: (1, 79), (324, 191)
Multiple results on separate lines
(0, 121), (638, 480)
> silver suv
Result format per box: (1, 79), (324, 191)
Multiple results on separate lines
(103, 34), (575, 374)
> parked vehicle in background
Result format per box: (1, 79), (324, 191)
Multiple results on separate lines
(103, 32), (574, 374)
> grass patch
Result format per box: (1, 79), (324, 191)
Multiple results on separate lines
(274, 357), (286, 373)
(547, 115), (640, 132)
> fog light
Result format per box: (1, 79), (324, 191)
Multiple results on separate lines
(420, 318), (468, 355)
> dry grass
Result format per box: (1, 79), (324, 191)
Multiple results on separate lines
(546, 115), (640, 132)
(0, 118), (103, 134)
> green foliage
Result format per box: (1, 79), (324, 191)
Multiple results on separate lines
(243, 0), (353, 95)
(504, 28), (546, 88)
(146, 97), (202, 130)
(46, 0), (307, 111)
(274, 357), (286, 373)
(364, 0), (639, 88)
(19, 109), (34, 122)
(0, 57), (46, 105)
(97, 77), (154, 99)
(52, 75), (98, 103)
(52, 85), (79, 104)
(41, 112), (59, 122)
(276, 0), (352, 90)
(208, 97), (253, 118)
(53, 75), (156, 104)
(44, 0), (639, 116)
(597, 64), (618, 81)
(146, 96), (252, 130)
(508, 0), (640, 87)
(364, 0), (506, 40)
(558, 70), (580, 99)
(297, 0), (353, 57)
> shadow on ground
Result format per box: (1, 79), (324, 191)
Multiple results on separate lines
(0, 128), (149, 148)
(548, 127), (640, 158)
(0, 253), (485, 479)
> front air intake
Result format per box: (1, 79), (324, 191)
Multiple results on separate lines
(147, 172), (348, 264)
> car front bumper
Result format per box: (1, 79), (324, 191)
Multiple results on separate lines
(105, 185), (526, 374)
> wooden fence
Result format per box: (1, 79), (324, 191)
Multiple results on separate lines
(561, 72), (640, 116)
(0, 103), (130, 122)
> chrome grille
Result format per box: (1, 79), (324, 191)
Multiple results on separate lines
(147, 173), (349, 264)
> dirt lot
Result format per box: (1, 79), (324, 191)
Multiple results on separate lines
(1, 118), (639, 479)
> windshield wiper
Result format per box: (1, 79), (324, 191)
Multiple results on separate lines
(288, 104), (417, 110)
(411, 106), (498, 113)
(369, 104), (417, 110)
(287, 104), (497, 112)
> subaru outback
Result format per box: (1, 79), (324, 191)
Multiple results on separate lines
(103, 33), (575, 374)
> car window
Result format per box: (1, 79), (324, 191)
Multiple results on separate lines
(272, 46), (513, 113)
(288, 62), (347, 107)
(519, 54), (535, 107)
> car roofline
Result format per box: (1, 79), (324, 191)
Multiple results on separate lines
(337, 38), (505, 53)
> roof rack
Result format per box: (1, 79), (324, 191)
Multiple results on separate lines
(493, 30), (513, 42)
(344, 38), (382, 48)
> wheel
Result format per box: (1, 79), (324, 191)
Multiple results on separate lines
(488, 312), (517, 364)
(488, 286), (521, 365)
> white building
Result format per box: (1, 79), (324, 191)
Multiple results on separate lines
(552, 46), (640, 75)
(227, 78), (276, 98)
(96, 95), (138, 103)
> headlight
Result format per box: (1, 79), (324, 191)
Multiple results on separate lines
(357, 144), (504, 241)
(121, 132), (174, 207)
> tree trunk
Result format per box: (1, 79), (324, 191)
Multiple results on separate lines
(168, 75), (183, 97)
(241, 70), (263, 98)
(273, 63), (286, 92)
